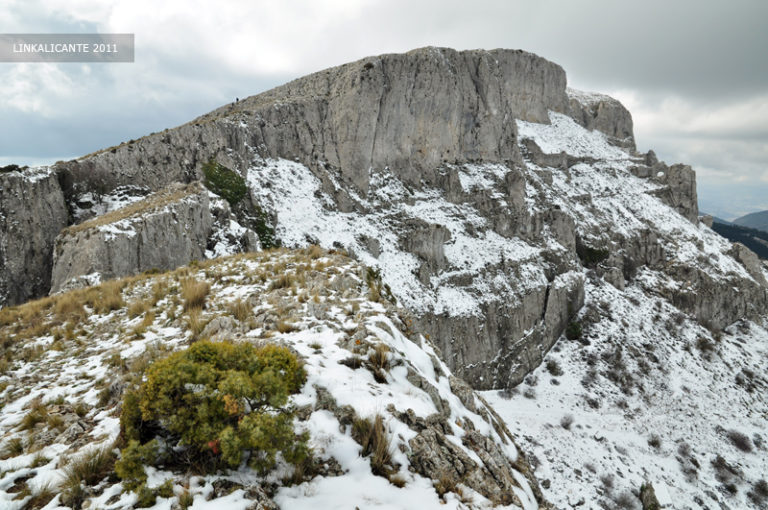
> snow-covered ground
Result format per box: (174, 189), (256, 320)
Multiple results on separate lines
(0, 250), (539, 509)
(484, 273), (768, 509)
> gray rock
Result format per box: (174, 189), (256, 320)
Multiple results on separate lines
(55, 47), (570, 197)
(0, 168), (68, 306)
(567, 88), (636, 150)
(729, 242), (767, 286)
(50, 183), (213, 293)
(650, 163), (699, 223)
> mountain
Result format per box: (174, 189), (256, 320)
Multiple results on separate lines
(1, 47), (767, 509)
(734, 210), (768, 233)
(712, 220), (768, 260)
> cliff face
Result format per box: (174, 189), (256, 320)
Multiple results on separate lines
(1, 47), (765, 392)
(50, 183), (260, 294)
(0, 168), (68, 307)
(50, 184), (213, 293)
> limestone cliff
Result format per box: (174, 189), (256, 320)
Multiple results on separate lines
(1, 47), (765, 392)
(0, 168), (68, 307)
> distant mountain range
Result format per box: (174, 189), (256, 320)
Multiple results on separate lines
(733, 209), (768, 233)
(712, 219), (768, 259)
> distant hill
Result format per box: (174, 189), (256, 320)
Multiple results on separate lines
(733, 210), (768, 232)
(712, 220), (768, 259)
(712, 216), (732, 225)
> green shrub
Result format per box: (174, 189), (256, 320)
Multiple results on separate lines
(121, 340), (308, 477)
(202, 159), (246, 206)
(135, 484), (157, 508)
(0, 164), (25, 173)
(115, 440), (158, 491)
(576, 243), (609, 268)
(253, 205), (278, 249)
(565, 321), (582, 341)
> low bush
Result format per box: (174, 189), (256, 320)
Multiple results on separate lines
(0, 164), (25, 173)
(114, 440), (158, 491)
(749, 479), (768, 506)
(565, 322), (582, 341)
(202, 159), (247, 206)
(576, 243), (610, 268)
(546, 359), (563, 376)
(726, 429), (753, 453)
(648, 434), (662, 450)
(120, 340), (308, 481)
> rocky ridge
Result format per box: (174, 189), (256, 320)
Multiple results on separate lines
(1, 47), (766, 391)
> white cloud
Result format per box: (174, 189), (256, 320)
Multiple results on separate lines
(613, 90), (768, 140)
(0, 63), (75, 115)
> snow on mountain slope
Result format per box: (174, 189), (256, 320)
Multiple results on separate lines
(246, 158), (547, 319)
(484, 273), (768, 509)
(465, 106), (768, 509)
(0, 249), (542, 510)
(518, 111), (755, 283)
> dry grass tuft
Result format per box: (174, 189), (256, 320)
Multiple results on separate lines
(228, 299), (251, 322)
(368, 343), (390, 371)
(0, 437), (24, 459)
(276, 320), (299, 334)
(131, 311), (155, 338)
(186, 307), (207, 339)
(127, 299), (150, 318)
(60, 447), (116, 507)
(352, 414), (393, 477)
(306, 244), (325, 260)
(181, 278), (210, 312)
(269, 273), (294, 291)
(20, 399), (48, 431)
(95, 280), (125, 314)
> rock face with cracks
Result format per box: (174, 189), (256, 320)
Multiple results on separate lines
(50, 183), (214, 294)
(1, 47), (766, 395)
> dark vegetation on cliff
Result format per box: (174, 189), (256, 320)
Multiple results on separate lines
(713, 221), (768, 260)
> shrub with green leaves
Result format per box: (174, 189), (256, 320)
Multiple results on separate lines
(120, 340), (308, 478)
(202, 159), (247, 205)
(115, 440), (158, 491)
(565, 321), (583, 341)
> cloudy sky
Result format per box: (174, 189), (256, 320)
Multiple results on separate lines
(1, 0), (766, 219)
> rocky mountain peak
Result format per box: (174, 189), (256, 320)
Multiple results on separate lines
(1, 47), (767, 509)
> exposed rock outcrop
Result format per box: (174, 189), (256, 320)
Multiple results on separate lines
(50, 183), (214, 293)
(567, 88), (635, 150)
(2, 46), (763, 395)
(0, 168), (68, 307)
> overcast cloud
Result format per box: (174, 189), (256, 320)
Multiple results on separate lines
(1, 0), (766, 218)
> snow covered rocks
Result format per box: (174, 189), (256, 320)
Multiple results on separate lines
(49, 183), (259, 294)
(0, 249), (543, 509)
(1, 46), (768, 509)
